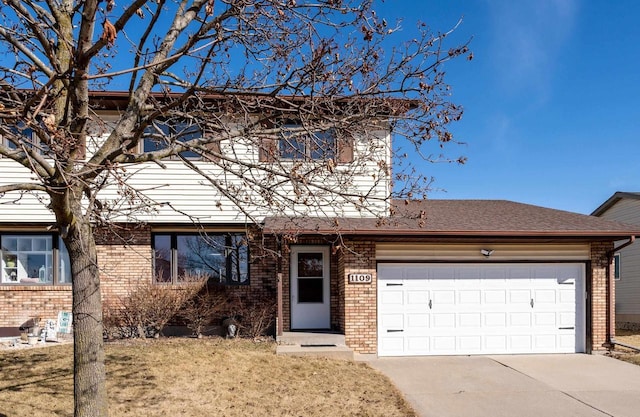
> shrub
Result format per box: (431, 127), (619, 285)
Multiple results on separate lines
(225, 294), (276, 339)
(105, 276), (205, 339)
(179, 285), (229, 338)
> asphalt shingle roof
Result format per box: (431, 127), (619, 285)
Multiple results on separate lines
(264, 199), (640, 239)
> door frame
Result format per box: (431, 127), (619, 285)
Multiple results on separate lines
(290, 245), (331, 330)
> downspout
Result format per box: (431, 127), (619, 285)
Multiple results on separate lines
(276, 238), (284, 337)
(606, 236), (636, 349)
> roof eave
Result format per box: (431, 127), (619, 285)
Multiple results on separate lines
(592, 191), (640, 216)
(264, 227), (638, 241)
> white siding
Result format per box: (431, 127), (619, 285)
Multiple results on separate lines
(377, 243), (591, 262)
(596, 198), (640, 317)
(0, 129), (392, 224)
(0, 162), (55, 221)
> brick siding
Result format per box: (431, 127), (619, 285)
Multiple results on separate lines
(341, 239), (377, 354)
(0, 228), (619, 358)
(590, 241), (614, 352)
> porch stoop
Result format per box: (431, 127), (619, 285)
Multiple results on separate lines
(276, 331), (354, 360)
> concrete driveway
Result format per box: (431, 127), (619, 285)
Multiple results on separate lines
(367, 354), (640, 417)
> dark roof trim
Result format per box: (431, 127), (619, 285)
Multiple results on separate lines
(53, 91), (416, 116)
(592, 192), (640, 216)
(264, 227), (637, 241)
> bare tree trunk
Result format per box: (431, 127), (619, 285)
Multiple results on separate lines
(65, 218), (108, 417)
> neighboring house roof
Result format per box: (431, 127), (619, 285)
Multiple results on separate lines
(264, 199), (640, 240)
(591, 192), (640, 216)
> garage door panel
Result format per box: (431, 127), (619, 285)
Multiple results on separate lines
(433, 290), (455, 304)
(459, 313), (481, 327)
(433, 336), (456, 351)
(378, 263), (585, 356)
(559, 289), (575, 303)
(407, 290), (430, 305)
(534, 289), (556, 303)
(459, 290), (481, 304)
(484, 290), (506, 304)
(380, 290), (403, 306)
(510, 335), (532, 351)
(484, 312), (507, 326)
(486, 335), (507, 351)
(509, 312), (532, 326)
(433, 313), (455, 327)
(534, 334), (556, 349)
(533, 312), (557, 326)
(509, 289), (532, 303)
(459, 336), (482, 351)
(380, 337), (404, 355)
(380, 313), (404, 328)
(407, 313), (430, 328)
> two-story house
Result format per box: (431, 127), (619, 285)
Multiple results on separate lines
(1, 92), (638, 357)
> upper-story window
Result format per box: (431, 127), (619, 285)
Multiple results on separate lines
(1, 123), (48, 156)
(0, 234), (71, 285)
(142, 119), (204, 159)
(153, 232), (249, 285)
(259, 122), (353, 163)
(279, 127), (336, 160)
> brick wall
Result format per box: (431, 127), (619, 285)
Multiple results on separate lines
(590, 241), (614, 352)
(342, 239), (377, 354)
(0, 285), (72, 327)
(0, 226), (153, 328)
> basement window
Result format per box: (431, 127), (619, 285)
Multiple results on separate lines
(153, 233), (249, 285)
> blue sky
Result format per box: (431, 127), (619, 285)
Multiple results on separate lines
(377, 0), (640, 214)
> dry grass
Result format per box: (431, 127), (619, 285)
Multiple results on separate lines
(0, 338), (416, 417)
(612, 329), (640, 366)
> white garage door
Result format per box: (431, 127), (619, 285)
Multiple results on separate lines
(378, 263), (585, 356)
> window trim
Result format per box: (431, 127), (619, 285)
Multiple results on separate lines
(258, 122), (354, 163)
(152, 232), (249, 286)
(614, 252), (621, 280)
(141, 118), (218, 160)
(0, 233), (71, 286)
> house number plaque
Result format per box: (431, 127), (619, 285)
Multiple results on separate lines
(348, 273), (372, 284)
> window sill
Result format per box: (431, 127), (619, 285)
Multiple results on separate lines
(0, 284), (72, 291)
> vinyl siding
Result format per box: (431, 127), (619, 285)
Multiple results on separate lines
(0, 129), (391, 224)
(596, 198), (640, 317)
(376, 243), (591, 261)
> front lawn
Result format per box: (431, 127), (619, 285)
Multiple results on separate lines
(0, 338), (415, 417)
(612, 329), (640, 366)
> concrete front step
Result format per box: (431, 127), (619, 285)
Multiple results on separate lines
(276, 344), (354, 360)
(277, 331), (346, 346)
(276, 331), (354, 360)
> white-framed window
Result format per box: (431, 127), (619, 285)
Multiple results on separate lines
(614, 253), (621, 280)
(153, 233), (249, 285)
(1, 234), (71, 285)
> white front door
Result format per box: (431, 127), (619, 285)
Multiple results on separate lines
(290, 246), (331, 329)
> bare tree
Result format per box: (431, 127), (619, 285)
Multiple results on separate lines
(0, 1), (469, 416)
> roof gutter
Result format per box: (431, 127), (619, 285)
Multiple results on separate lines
(605, 236), (636, 349)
